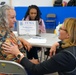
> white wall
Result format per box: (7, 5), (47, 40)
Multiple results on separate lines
(63, 0), (70, 3)
(12, 0), (54, 7)
(0, 0), (11, 5)
(0, 0), (70, 7)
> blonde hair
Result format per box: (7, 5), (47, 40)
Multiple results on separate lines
(62, 18), (76, 48)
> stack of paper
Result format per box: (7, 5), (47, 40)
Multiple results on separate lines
(27, 36), (46, 43)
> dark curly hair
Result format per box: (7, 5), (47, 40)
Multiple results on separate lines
(24, 5), (42, 21)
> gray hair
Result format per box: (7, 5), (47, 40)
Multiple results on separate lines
(0, 5), (13, 28)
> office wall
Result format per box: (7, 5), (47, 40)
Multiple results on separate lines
(0, 0), (70, 7)
(12, 0), (75, 29)
(0, 0), (11, 6)
(15, 6), (76, 29)
(1, 0), (75, 29)
(12, 0), (54, 7)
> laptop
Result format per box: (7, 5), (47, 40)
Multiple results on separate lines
(17, 21), (39, 36)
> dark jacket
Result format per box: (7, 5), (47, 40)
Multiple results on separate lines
(67, 0), (76, 6)
(20, 46), (76, 75)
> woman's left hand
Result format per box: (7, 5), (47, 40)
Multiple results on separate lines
(1, 42), (20, 56)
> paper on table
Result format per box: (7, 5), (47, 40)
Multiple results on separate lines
(27, 36), (46, 43)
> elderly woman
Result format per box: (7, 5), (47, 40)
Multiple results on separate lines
(0, 5), (33, 75)
(2, 17), (76, 75)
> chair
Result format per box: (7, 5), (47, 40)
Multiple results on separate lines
(38, 47), (47, 62)
(0, 60), (27, 75)
(44, 48), (50, 60)
(46, 13), (56, 29)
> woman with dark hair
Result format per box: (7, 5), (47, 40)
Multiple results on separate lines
(23, 5), (46, 63)
(23, 5), (46, 33)
(24, 5), (41, 20)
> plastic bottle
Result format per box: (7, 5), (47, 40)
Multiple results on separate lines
(54, 22), (62, 36)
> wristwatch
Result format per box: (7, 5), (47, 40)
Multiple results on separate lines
(16, 53), (24, 60)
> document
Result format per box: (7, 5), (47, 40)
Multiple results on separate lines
(17, 21), (39, 35)
(27, 36), (46, 43)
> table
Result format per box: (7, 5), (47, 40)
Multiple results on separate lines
(13, 31), (60, 61)
(13, 31), (59, 48)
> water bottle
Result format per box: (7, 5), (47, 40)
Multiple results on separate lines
(55, 22), (62, 36)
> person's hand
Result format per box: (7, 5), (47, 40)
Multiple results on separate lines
(29, 58), (39, 64)
(49, 42), (59, 57)
(19, 38), (32, 51)
(2, 42), (21, 56)
(22, 40), (32, 51)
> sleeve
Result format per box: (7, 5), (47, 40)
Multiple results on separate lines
(56, 41), (63, 53)
(39, 19), (46, 33)
(57, 41), (63, 49)
(20, 51), (75, 75)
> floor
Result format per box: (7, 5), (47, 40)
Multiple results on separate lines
(38, 49), (58, 75)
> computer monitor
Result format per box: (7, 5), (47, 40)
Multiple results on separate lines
(17, 21), (39, 36)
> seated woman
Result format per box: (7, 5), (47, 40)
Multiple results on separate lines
(0, 5), (32, 75)
(23, 5), (46, 33)
(23, 5), (46, 62)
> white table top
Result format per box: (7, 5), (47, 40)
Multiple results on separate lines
(13, 31), (60, 48)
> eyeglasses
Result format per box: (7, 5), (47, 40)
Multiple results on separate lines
(59, 27), (67, 32)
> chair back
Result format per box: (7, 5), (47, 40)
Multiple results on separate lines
(0, 60), (27, 75)
(46, 13), (56, 29)
(47, 14), (56, 18)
